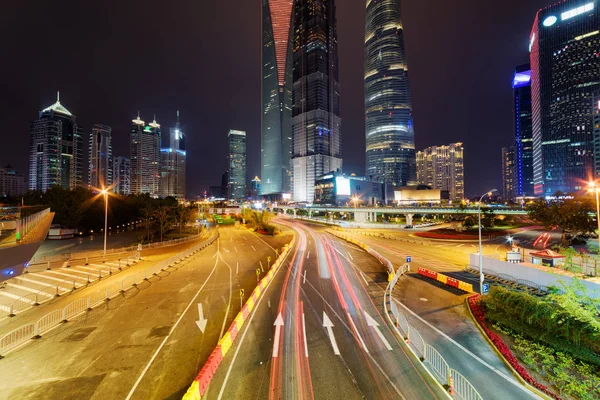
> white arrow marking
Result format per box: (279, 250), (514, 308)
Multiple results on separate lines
(272, 313), (284, 358)
(323, 312), (340, 355)
(195, 303), (208, 333)
(364, 311), (393, 351)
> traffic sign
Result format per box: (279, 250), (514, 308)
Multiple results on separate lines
(482, 283), (489, 295)
(240, 289), (244, 298)
(406, 256), (412, 263)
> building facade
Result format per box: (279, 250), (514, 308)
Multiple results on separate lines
(595, 92), (600, 178)
(502, 146), (516, 202)
(114, 156), (131, 195)
(530, 1), (600, 195)
(251, 176), (262, 200)
(227, 130), (247, 200)
(161, 110), (186, 200)
(291, 0), (342, 203)
(262, 0), (294, 196)
(29, 92), (83, 192)
(364, 0), (416, 187)
(0, 166), (25, 197)
(416, 143), (464, 201)
(513, 64), (535, 198)
(88, 124), (113, 190)
(130, 113), (161, 198)
(314, 172), (386, 206)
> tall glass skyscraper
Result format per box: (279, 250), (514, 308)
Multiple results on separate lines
(88, 124), (113, 190)
(161, 110), (186, 200)
(29, 92), (83, 192)
(364, 0), (416, 187)
(530, 1), (600, 195)
(262, 0), (294, 196)
(130, 113), (161, 198)
(228, 130), (247, 200)
(512, 64), (534, 198)
(291, 0), (342, 203)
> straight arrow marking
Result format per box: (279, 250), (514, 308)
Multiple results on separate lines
(195, 303), (208, 333)
(364, 310), (393, 351)
(323, 312), (340, 355)
(272, 313), (284, 358)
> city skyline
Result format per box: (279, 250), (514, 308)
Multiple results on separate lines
(1, 0), (560, 197)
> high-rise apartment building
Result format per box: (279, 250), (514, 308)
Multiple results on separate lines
(595, 92), (600, 177)
(262, 0), (294, 196)
(88, 124), (113, 190)
(0, 165), (25, 197)
(530, 1), (600, 195)
(502, 147), (516, 202)
(130, 113), (161, 198)
(29, 92), (83, 192)
(364, 0), (416, 187)
(291, 0), (342, 203)
(513, 64), (535, 198)
(161, 110), (186, 200)
(416, 143), (464, 201)
(114, 157), (131, 195)
(251, 176), (262, 200)
(227, 130), (247, 200)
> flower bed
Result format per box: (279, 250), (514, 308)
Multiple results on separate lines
(468, 295), (561, 399)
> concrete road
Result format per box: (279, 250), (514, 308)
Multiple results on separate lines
(208, 220), (446, 400)
(0, 226), (291, 400)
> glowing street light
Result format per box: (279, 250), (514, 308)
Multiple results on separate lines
(101, 188), (109, 262)
(351, 195), (360, 221)
(588, 181), (600, 254)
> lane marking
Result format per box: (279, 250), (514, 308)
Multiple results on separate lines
(251, 245), (257, 252)
(347, 251), (353, 261)
(236, 262), (239, 275)
(125, 255), (220, 400)
(260, 261), (264, 272)
(306, 251), (310, 259)
(364, 310), (393, 351)
(234, 246), (238, 253)
(303, 270), (306, 284)
(217, 254), (233, 340)
(346, 311), (369, 353)
(302, 312), (309, 358)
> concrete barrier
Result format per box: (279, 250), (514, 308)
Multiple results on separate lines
(418, 267), (474, 293)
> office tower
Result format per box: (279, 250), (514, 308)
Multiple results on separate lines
(161, 110), (187, 199)
(251, 176), (262, 200)
(416, 143), (464, 201)
(0, 165), (25, 197)
(114, 157), (131, 195)
(227, 130), (247, 200)
(502, 147), (516, 202)
(130, 113), (161, 198)
(291, 0), (342, 203)
(262, 0), (294, 196)
(29, 92), (83, 192)
(530, 1), (600, 195)
(594, 92), (600, 178)
(364, 0), (416, 187)
(88, 124), (113, 190)
(512, 64), (535, 198)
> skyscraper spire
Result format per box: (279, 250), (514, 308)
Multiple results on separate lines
(57, 91), (60, 103)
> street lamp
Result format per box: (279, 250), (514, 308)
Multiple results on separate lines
(101, 188), (108, 262)
(351, 195), (360, 222)
(478, 189), (497, 294)
(588, 181), (600, 254)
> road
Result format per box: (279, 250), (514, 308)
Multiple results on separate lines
(208, 220), (446, 399)
(0, 226), (291, 400)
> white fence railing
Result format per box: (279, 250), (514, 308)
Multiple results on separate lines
(18, 208), (51, 241)
(0, 232), (219, 357)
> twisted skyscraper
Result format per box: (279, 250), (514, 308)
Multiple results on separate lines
(365, 0), (416, 187)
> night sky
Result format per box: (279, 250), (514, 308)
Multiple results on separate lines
(1, 0), (555, 198)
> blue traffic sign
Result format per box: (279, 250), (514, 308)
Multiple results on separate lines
(482, 283), (489, 295)
(406, 256), (412, 263)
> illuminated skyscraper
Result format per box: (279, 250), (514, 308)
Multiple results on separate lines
(594, 92), (600, 177)
(530, 1), (600, 195)
(512, 64), (534, 198)
(114, 156), (130, 195)
(88, 124), (113, 190)
(416, 143), (464, 201)
(161, 110), (186, 199)
(502, 146), (516, 202)
(130, 113), (161, 198)
(364, 0), (416, 187)
(228, 130), (247, 200)
(291, 0), (342, 203)
(29, 92), (83, 192)
(262, 0), (294, 196)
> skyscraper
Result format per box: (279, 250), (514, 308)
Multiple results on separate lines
(512, 64), (534, 198)
(130, 113), (161, 198)
(161, 110), (186, 199)
(502, 146), (516, 202)
(594, 92), (600, 178)
(0, 166), (25, 197)
(114, 156), (131, 195)
(416, 143), (464, 201)
(291, 0), (342, 203)
(262, 0), (294, 196)
(29, 92), (83, 192)
(88, 124), (113, 190)
(227, 130), (247, 200)
(530, 1), (600, 195)
(364, 0), (416, 187)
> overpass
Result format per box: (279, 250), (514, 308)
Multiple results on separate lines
(275, 205), (528, 225)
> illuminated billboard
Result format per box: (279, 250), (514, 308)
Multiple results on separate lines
(335, 177), (351, 196)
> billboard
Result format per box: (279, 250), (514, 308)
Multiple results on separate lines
(335, 177), (351, 196)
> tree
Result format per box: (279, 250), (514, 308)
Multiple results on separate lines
(527, 197), (595, 235)
(175, 205), (194, 234)
(152, 206), (174, 242)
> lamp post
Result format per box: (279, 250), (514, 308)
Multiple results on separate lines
(101, 189), (108, 262)
(478, 189), (497, 294)
(351, 195), (359, 224)
(588, 182), (600, 254)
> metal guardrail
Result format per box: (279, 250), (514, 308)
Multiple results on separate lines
(0, 232), (219, 357)
(465, 265), (554, 296)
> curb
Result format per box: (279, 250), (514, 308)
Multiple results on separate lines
(464, 296), (553, 400)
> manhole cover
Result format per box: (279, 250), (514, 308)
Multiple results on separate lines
(420, 298), (429, 302)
